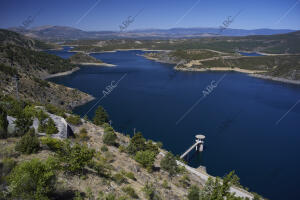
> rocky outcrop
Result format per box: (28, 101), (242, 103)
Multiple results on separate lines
(7, 109), (75, 139)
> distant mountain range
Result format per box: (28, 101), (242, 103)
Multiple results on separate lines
(8, 25), (296, 41)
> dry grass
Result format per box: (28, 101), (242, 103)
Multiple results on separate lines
(0, 120), (206, 199)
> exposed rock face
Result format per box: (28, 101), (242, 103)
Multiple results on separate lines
(7, 116), (16, 134)
(47, 113), (74, 139)
(7, 110), (74, 139)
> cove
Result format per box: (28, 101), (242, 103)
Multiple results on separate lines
(48, 48), (300, 200)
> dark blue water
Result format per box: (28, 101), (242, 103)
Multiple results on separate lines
(48, 49), (300, 200)
(239, 52), (264, 56)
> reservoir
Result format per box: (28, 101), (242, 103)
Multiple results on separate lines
(48, 48), (300, 200)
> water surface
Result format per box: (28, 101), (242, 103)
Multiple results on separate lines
(239, 52), (264, 56)
(49, 49), (300, 200)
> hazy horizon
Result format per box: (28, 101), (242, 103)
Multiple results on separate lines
(6, 25), (299, 32)
(1, 0), (300, 31)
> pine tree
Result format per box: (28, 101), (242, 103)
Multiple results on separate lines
(15, 128), (40, 154)
(160, 152), (178, 176)
(127, 132), (146, 155)
(14, 110), (33, 136)
(93, 106), (109, 125)
(45, 118), (58, 135)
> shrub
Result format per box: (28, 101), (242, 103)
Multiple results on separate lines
(89, 160), (111, 178)
(45, 104), (65, 117)
(23, 105), (38, 118)
(102, 122), (110, 128)
(7, 158), (56, 200)
(37, 110), (49, 133)
(66, 115), (81, 125)
(0, 63), (18, 76)
(0, 106), (8, 139)
(179, 174), (190, 188)
(2, 96), (24, 117)
(36, 109), (49, 122)
(104, 126), (114, 133)
(73, 191), (84, 200)
(105, 193), (116, 200)
(145, 140), (159, 155)
(85, 187), (94, 200)
(127, 132), (146, 155)
(118, 196), (128, 200)
(102, 126), (117, 146)
(77, 128), (90, 141)
(112, 173), (127, 185)
(33, 77), (50, 87)
(142, 182), (161, 200)
(0, 158), (16, 179)
(97, 191), (104, 200)
(104, 151), (115, 163)
(83, 114), (89, 122)
(0, 145), (19, 159)
(40, 137), (64, 152)
(57, 142), (95, 174)
(38, 122), (46, 133)
(160, 152), (178, 176)
(187, 185), (200, 200)
(122, 171), (136, 181)
(80, 128), (87, 134)
(103, 131), (117, 146)
(45, 118), (58, 135)
(15, 128), (40, 154)
(101, 145), (108, 152)
(93, 106), (109, 125)
(227, 170), (241, 187)
(134, 150), (156, 171)
(14, 110), (33, 136)
(122, 186), (138, 198)
(37, 113), (58, 135)
(156, 141), (163, 148)
(162, 180), (169, 189)
(118, 145), (126, 152)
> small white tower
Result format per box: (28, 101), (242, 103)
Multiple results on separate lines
(195, 135), (205, 152)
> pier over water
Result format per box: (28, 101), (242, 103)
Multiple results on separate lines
(180, 134), (205, 159)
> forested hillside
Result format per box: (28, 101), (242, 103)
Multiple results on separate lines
(67, 31), (300, 54)
(0, 29), (93, 109)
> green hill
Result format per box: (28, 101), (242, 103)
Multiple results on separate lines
(0, 29), (93, 109)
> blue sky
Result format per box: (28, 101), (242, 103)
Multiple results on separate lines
(0, 0), (299, 31)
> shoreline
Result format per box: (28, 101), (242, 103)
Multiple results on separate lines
(70, 95), (95, 109)
(142, 54), (300, 85)
(69, 49), (169, 54)
(175, 66), (267, 74)
(249, 74), (300, 85)
(43, 67), (80, 79)
(140, 54), (177, 64)
(77, 62), (116, 67)
(43, 61), (116, 80)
